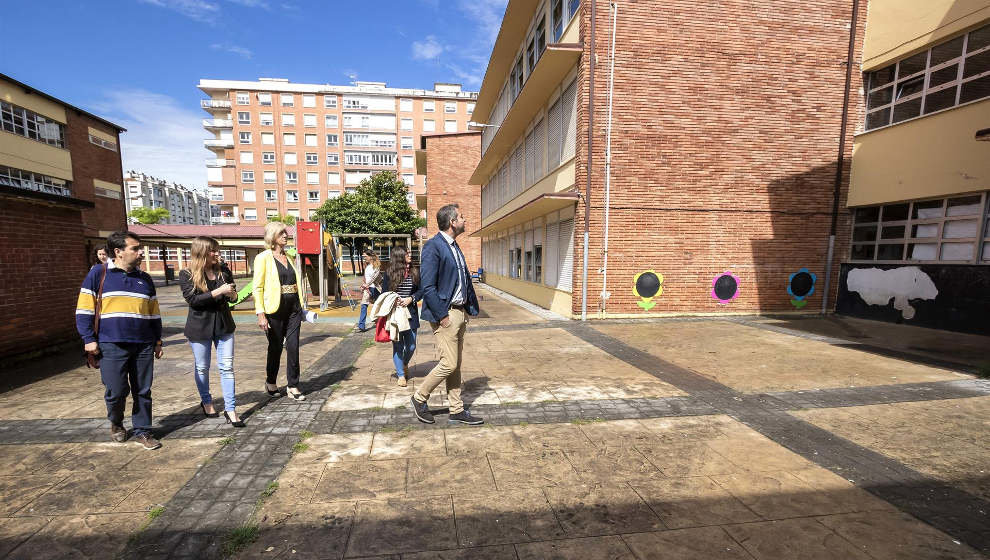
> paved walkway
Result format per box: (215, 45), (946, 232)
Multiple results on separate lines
(0, 285), (988, 559)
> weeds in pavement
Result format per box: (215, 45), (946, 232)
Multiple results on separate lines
(292, 442), (310, 453)
(517, 421), (529, 427)
(223, 524), (259, 558)
(218, 436), (234, 447)
(147, 506), (165, 520)
(299, 430), (314, 439)
(502, 401), (522, 406)
(361, 339), (375, 350)
(571, 417), (605, 425)
(262, 481), (279, 498)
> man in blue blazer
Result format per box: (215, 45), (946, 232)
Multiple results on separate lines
(410, 203), (483, 425)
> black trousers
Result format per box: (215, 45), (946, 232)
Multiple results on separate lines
(265, 297), (302, 387)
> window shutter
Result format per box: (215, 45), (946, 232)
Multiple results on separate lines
(545, 220), (559, 287)
(560, 81), (577, 160)
(548, 97), (563, 169)
(557, 218), (574, 292)
(510, 146), (524, 199)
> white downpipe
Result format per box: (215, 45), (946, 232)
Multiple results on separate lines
(600, 2), (618, 316)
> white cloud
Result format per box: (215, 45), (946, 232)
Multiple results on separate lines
(92, 90), (211, 190)
(210, 43), (253, 59)
(411, 35), (444, 60)
(457, 0), (507, 47)
(226, 0), (269, 7)
(137, 0), (220, 23)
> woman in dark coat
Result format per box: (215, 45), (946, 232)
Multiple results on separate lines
(381, 246), (421, 387)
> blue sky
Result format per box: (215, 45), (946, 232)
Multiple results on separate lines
(1, 0), (506, 188)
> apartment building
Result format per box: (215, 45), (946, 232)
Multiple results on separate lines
(837, 2), (989, 333)
(198, 78), (477, 225)
(470, 0), (870, 318)
(124, 171), (213, 225)
(0, 73), (126, 360)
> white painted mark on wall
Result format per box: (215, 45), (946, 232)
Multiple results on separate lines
(847, 266), (938, 320)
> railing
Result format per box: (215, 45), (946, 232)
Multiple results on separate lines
(211, 216), (239, 224)
(203, 139), (234, 148)
(202, 119), (233, 127)
(201, 99), (231, 109)
(205, 158), (235, 167)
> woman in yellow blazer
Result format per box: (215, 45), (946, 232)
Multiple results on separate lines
(253, 221), (306, 401)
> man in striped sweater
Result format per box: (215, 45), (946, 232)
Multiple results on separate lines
(77, 231), (164, 450)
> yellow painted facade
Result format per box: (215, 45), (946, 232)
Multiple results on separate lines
(485, 273), (573, 316)
(0, 133), (73, 180)
(482, 158), (576, 227)
(849, 100), (990, 206)
(863, 0), (990, 69)
(87, 126), (117, 144)
(1, 77), (67, 122)
(93, 178), (122, 193)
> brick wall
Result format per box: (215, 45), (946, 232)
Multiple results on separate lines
(424, 133), (482, 270)
(66, 111), (126, 243)
(571, 0), (865, 316)
(0, 197), (88, 359)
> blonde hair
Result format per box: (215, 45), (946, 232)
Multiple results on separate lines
(187, 236), (220, 293)
(264, 222), (288, 250)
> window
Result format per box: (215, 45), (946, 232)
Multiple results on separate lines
(423, 100), (435, 112)
(239, 132), (251, 144)
(281, 113), (295, 126)
(324, 95), (337, 108)
(284, 152), (298, 165)
(327, 152), (339, 165)
(327, 172), (341, 185)
(263, 172), (277, 184)
(260, 112), (273, 126)
(308, 189), (320, 202)
(325, 114), (338, 128)
(240, 151), (254, 164)
(326, 133), (338, 146)
(89, 133), (117, 152)
(346, 187), (358, 194)
(304, 133), (318, 146)
(402, 173), (415, 185)
(286, 189), (299, 202)
(401, 118), (414, 131)
(850, 192), (990, 263)
(344, 98), (369, 110)
(526, 16), (547, 76)
(243, 189), (256, 201)
(0, 165), (71, 196)
(258, 92), (272, 106)
(241, 170), (254, 183)
(510, 57), (525, 100)
(401, 136), (414, 149)
(302, 94), (316, 108)
(283, 133), (296, 145)
(306, 172), (320, 185)
(328, 189), (341, 198)
(261, 132), (275, 145)
(445, 101), (457, 113)
(262, 151), (275, 164)
(267, 208), (279, 218)
(400, 98), (413, 111)
(372, 152), (396, 166)
(346, 170), (372, 184)
(423, 119), (435, 132)
(303, 114), (317, 127)
(345, 152), (370, 165)
(236, 92), (250, 105)
(237, 111), (250, 124)
(864, 24), (990, 131)
(280, 93), (294, 107)
(467, 102), (475, 115)
(305, 152), (318, 165)
(265, 188), (277, 200)
(444, 119), (457, 132)
(244, 208), (257, 221)
(402, 155), (414, 169)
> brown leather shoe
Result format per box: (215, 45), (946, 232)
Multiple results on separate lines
(110, 424), (127, 443)
(133, 433), (162, 450)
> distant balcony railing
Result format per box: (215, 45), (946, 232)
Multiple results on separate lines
(211, 216), (239, 224)
(201, 99), (231, 109)
(202, 119), (233, 128)
(203, 139), (234, 149)
(205, 158), (235, 167)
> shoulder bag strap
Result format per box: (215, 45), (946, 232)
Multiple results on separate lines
(93, 264), (108, 339)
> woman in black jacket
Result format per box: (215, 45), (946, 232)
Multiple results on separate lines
(179, 236), (244, 427)
(381, 246), (422, 387)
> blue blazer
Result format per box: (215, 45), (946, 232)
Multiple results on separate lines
(419, 234), (479, 323)
(381, 270), (422, 331)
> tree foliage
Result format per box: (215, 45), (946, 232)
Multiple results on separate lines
(128, 207), (170, 224)
(267, 213), (296, 225)
(313, 171), (424, 235)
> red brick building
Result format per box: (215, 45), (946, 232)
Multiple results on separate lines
(0, 73), (126, 360)
(417, 132), (482, 270)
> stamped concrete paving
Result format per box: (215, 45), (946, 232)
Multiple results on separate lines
(1, 285), (989, 558)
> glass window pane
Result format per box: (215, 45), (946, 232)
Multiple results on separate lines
(853, 225), (878, 242)
(943, 219), (978, 238)
(892, 98), (922, 123)
(854, 206), (880, 223)
(959, 75), (990, 104)
(928, 64), (959, 88)
(876, 244), (905, 260)
(912, 199), (943, 219)
(908, 243), (938, 260)
(851, 244), (875, 260)
(867, 86), (893, 109)
(941, 242), (973, 260)
(924, 87), (958, 114)
(898, 51), (928, 77)
(963, 49), (990, 79)
(930, 36), (964, 66)
(881, 203), (909, 221)
(947, 195), (982, 216)
(866, 108), (891, 129)
(881, 225), (905, 239)
(868, 65), (895, 88)
(968, 24), (989, 53)
(895, 76), (925, 99)
(912, 223), (940, 238)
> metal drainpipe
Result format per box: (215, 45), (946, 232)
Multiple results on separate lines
(822, 0), (860, 315)
(581, 0), (597, 321)
(600, 2), (618, 317)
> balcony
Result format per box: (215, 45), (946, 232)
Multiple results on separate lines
(202, 118), (233, 128)
(205, 158), (235, 168)
(203, 139), (234, 150)
(201, 99), (231, 111)
(211, 216), (239, 224)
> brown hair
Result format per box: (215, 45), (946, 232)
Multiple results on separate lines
(187, 236), (220, 292)
(385, 246), (419, 287)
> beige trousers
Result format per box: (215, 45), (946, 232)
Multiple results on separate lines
(414, 307), (467, 414)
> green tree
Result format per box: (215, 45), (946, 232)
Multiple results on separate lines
(267, 213), (296, 225)
(128, 207), (170, 224)
(314, 171), (425, 272)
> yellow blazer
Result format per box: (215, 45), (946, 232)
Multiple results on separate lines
(253, 249), (304, 315)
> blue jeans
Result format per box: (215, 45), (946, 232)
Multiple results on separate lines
(392, 329), (417, 378)
(188, 334), (236, 411)
(99, 341), (155, 436)
(358, 303), (369, 330)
